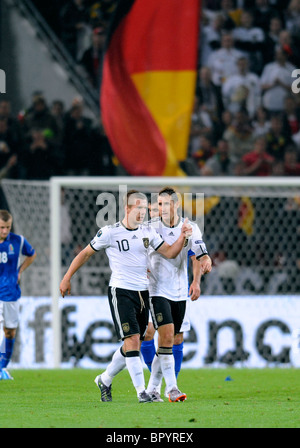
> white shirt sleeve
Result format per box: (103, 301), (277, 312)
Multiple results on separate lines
(190, 223), (209, 259)
(90, 226), (111, 251)
(149, 225), (164, 251)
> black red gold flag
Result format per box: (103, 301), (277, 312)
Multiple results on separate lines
(100, 0), (201, 176)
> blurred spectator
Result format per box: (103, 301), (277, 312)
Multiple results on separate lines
(89, 124), (115, 175)
(191, 134), (215, 172)
(285, 0), (300, 35)
(0, 117), (22, 157)
(89, 1), (117, 27)
(60, 0), (90, 60)
(265, 114), (293, 160)
(80, 26), (106, 89)
(0, 140), (17, 180)
(218, 0), (243, 29)
(197, 66), (223, 123)
(260, 46), (296, 114)
(262, 15), (284, 64)
(23, 94), (58, 141)
(22, 128), (61, 180)
(189, 95), (213, 157)
(213, 109), (233, 143)
(0, 154), (18, 181)
(222, 56), (261, 118)
(63, 102), (93, 175)
(232, 9), (265, 74)
(223, 109), (255, 160)
(207, 31), (243, 103)
(50, 100), (66, 143)
(282, 95), (300, 137)
(201, 138), (238, 175)
(240, 135), (274, 176)
(277, 29), (300, 67)
(282, 145), (300, 175)
(0, 117), (22, 179)
(251, 0), (279, 32)
(200, 13), (223, 65)
(252, 106), (271, 137)
(0, 100), (23, 141)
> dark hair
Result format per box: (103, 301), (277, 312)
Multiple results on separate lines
(158, 187), (179, 203)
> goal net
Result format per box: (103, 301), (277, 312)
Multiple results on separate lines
(1, 176), (300, 368)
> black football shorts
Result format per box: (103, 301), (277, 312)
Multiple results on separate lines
(108, 286), (150, 341)
(149, 296), (186, 335)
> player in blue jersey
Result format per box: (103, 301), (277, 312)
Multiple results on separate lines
(0, 210), (36, 380)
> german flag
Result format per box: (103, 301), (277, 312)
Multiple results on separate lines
(100, 0), (201, 176)
(238, 197), (255, 236)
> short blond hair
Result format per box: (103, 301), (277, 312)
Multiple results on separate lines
(125, 190), (147, 208)
(0, 210), (12, 222)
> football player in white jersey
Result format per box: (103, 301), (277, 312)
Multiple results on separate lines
(141, 194), (205, 395)
(146, 187), (212, 402)
(59, 190), (192, 403)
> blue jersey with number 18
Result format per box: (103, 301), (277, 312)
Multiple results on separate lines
(0, 233), (35, 302)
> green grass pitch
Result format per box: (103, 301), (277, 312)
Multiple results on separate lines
(0, 368), (299, 428)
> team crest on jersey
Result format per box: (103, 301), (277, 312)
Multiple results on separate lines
(96, 229), (102, 237)
(122, 323), (130, 333)
(142, 238), (149, 248)
(8, 244), (14, 254)
(156, 313), (163, 323)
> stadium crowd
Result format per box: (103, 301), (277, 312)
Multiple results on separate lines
(1, 0), (300, 183)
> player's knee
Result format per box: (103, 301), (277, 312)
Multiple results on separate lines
(174, 332), (183, 345)
(4, 327), (16, 339)
(144, 324), (155, 341)
(123, 333), (140, 353)
(158, 324), (174, 346)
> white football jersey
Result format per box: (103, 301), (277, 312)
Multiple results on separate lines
(148, 217), (208, 301)
(90, 221), (164, 290)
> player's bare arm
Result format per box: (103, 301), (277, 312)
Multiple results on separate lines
(189, 254), (212, 301)
(198, 254), (212, 275)
(60, 244), (95, 297)
(189, 255), (201, 301)
(157, 217), (192, 259)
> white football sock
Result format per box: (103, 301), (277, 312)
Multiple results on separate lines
(157, 347), (177, 393)
(146, 353), (163, 393)
(101, 346), (126, 386)
(125, 351), (145, 395)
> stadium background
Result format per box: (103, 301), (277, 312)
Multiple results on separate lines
(0, 0), (299, 370)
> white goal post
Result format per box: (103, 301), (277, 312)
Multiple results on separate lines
(49, 176), (300, 368)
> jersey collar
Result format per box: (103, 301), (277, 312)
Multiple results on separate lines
(120, 220), (139, 231)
